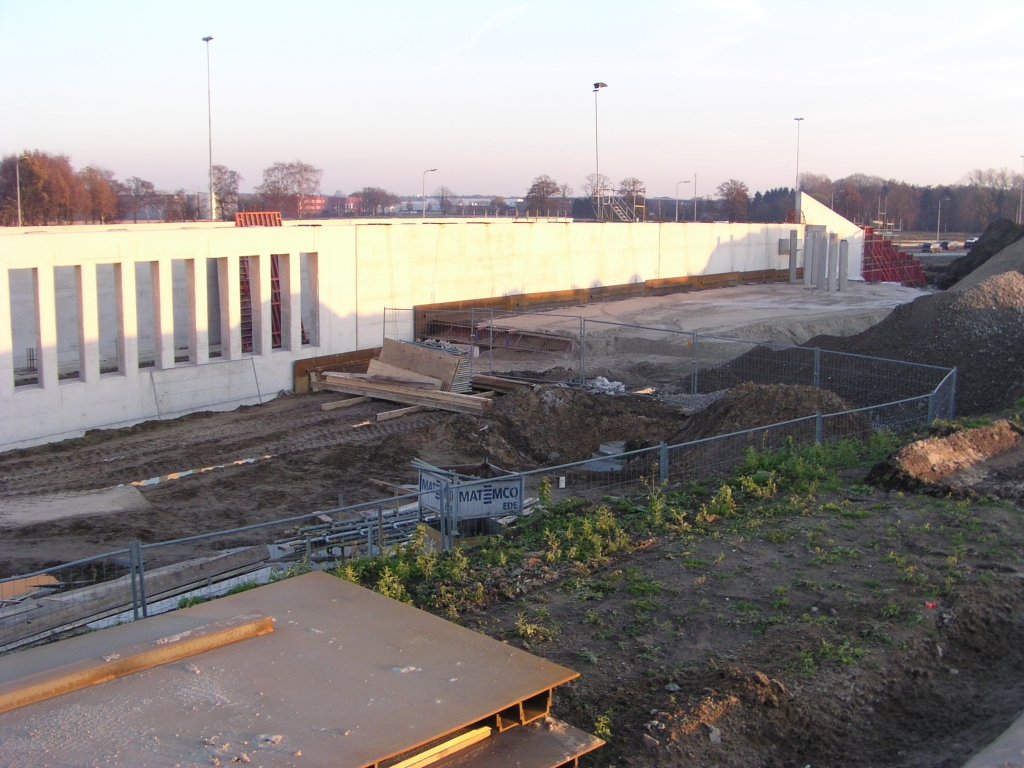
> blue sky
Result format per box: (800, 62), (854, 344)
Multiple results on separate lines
(2, 0), (1022, 198)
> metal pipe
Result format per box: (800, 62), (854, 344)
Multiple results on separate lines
(202, 37), (214, 221)
(593, 82), (607, 221)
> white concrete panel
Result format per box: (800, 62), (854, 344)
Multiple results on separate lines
(151, 357), (260, 418)
(800, 193), (864, 280)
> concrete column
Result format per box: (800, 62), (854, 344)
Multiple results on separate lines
(0, 267), (13, 399)
(218, 257), (242, 360)
(282, 253), (302, 352)
(827, 234), (839, 292)
(78, 263), (101, 382)
(151, 260), (175, 369)
(251, 253), (272, 355)
(788, 230), (798, 283)
(803, 232), (815, 286)
(839, 240), (849, 292)
(37, 266), (58, 390)
(306, 252), (320, 348)
(187, 258), (209, 364)
(816, 234), (828, 291)
(117, 262), (139, 376)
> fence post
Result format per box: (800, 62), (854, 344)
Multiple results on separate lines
(469, 308), (475, 378)
(129, 543), (140, 621)
(133, 540), (148, 619)
(581, 316), (587, 383)
(658, 442), (668, 485)
(813, 347), (821, 389)
(927, 392), (935, 424)
(948, 368), (958, 420)
(377, 507), (385, 557)
(489, 310), (495, 375)
(815, 412), (822, 444)
(691, 332), (699, 395)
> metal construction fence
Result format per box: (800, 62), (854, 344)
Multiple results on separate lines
(1, 311), (957, 654)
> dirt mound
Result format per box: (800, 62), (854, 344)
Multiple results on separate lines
(868, 420), (1022, 493)
(440, 388), (686, 467)
(671, 382), (866, 443)
(809, 271), (1024, 415)
(936, 218), (1024, 289)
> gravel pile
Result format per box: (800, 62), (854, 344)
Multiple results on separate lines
(936, 219), (1023, 289)
(810, 271), (1024, 415)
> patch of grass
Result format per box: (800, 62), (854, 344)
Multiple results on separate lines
(624, 568), (662, 596)
(225, 580), (259, 595)
(177, 596), (208, 609)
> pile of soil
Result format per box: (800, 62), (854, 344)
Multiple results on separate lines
(670, 383), (865, 443)
(869, 420), (1023, 495)
(809, 271), (1024, 415)
(936, 219), (1024, 289)
(439, 388), (686, 467)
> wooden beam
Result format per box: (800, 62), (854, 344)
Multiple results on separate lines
(379, 339), (461, 391)
(321, 396), (371, 411)
(315, 377), (490, 415)
(375, 405), (424, 422)
(471, 374), (532, 394)
(321, 371), (441, 390)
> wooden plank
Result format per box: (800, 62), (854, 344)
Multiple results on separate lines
(322, 371), (441, 390)
(293, 347), (380, 394)
(321, 396), (370, 411)
(471, 374), (532, 394)
(379, 339), (461, 391)
(315, 379), (489, 416)
(375, 405), (424, 422)
(320, 373), (491, 406)
(367, 359), (442, 388)
(0, 575), (58, 601)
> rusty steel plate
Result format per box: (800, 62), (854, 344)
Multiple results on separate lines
(0, 571), (580, 768)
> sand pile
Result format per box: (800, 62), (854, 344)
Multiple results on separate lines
(671, 383), (866, 443)
(809, 272), (1024, 415)
(936, 219), (1024, 290)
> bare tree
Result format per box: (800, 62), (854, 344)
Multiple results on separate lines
(558, 184), (574, 217)
(77, 166), (119, 224)
(581, 173), (610, 198)
(255, 160), (323, 217)
(717, 179), (750, 222)
(525, 175), (560, 215)
(120, 176), (156, 223)
(619, 177), (645, 216)
(212, 165), (242, 221)
(356, 186), (400, 215)
(433, 185), (455, 215)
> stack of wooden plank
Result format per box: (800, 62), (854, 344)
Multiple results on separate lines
(313, 339), (491, 417)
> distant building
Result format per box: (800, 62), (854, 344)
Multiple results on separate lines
(297, 195), (327, 217)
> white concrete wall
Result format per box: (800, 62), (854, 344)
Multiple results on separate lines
(800, 192), (864, 280)
(0, 217), (826, 449)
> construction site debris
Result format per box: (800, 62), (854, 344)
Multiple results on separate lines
(807, 272), (1024, 415)
(935, 219), (1024, 290)
(313, 371), (490, 416)
(320, 370), (441, 390)
(320, 396), (370, 411)
(470, 374), (533, 394)
(366, 359), (443, 388)
(671, 383), (866, 443)
(379, 338), (463, 392)
(868, 420), (1022, 494)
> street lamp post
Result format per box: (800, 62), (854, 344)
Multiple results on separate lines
(794, 117), (804, 221)
(422, 169), (437, 218)
(937, 197), (951, 242)
(15, 155), (23, 227)
(1018, 156), (1024, 226)
(593, 82), (607, 221)
(675, 180), (690, 222)
(202, 36), (214, 221)
(693, 173), (698, 222)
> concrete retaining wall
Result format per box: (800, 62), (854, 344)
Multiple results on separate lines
(0, 214), (855, 449)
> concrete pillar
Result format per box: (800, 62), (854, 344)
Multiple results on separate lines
(78, 263), (101, 382)
(827, 234), (839, 292)
(307, 252), (320, 348)
(187, 258), (209, 364)
(151, 260), (175, 369)
(116, 262), (139, 376)
(218, 257), (242, 360)
(37, 266), (58, 390)
(816, 233), (828, 291)
(839, 240), (849, 292)
(788, 230), (798, 283)
(803, 232), (815, 286)
(0, 267), (13, 399)
(250, 254), (272, 355)
(282, 253), (302, 351)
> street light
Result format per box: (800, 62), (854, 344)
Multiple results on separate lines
(202, 36), (214, 221)
(693, 173), (698, 222)
(593, 82), (607, 221)
(1018, 155), (1024, 226)
(794, 117), (804, 221)
(14, 154), (25, 227)
(937, 197), (951, 242)
(675, 180), (690, 222)
(422, 169), (437, 218)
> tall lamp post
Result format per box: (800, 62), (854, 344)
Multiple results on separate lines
(202, 36), (214, 221)
(1018, 155), (1024, 226)
(793, 117), (804, 221)
(675, 180), (690, 222)
(593, 82), (607, 221)
(15, 155), (24, 227)
(937, 197), (951, 242)
(422, 168), (437, 218)
(693, 173), (698, 222)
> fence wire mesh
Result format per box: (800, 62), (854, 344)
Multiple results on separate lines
(2, 307), (956, 654)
